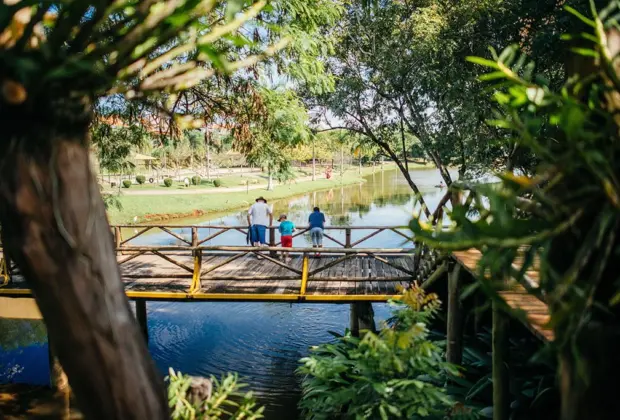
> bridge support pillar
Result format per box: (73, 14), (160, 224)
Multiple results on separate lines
(492, 301), (510, 420)
(350, 302), (376, 337)
(446, 263), (464, 365)
(135, 300), (149, 343)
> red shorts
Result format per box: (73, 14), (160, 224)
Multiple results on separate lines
(281, 235), (293, 247)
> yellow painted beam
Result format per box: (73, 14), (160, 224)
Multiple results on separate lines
(0, 289), (32, 296)
(189, 252), (202, 294)
(304, 294), (401, 302)
(0, 288), (402, 302)
(0, 258), (8, 286)
(300, 255), (309, 295)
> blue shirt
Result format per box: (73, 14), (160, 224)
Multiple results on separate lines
(279, 220), (295, 236)
(309, 212), (325, 229)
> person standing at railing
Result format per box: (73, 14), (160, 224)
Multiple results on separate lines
(247, 196), (273, 250)
(277, 214), (295, 262)
(309, 206), (326, 257)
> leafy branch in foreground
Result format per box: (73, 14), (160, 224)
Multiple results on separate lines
(411, 1), (620, 418)
(298, 286), (477, 420)
(168, 369), (264, 420)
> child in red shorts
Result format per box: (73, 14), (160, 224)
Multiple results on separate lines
(278, 214), (295, 262)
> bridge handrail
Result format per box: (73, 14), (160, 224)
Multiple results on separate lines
(111, 224), (416, 250)
(111, 225), (412, 229)
(117, 245), (414, 254)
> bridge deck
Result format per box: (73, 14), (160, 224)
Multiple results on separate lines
(453, 249), (553, 341)
(0, 250), (415, 302)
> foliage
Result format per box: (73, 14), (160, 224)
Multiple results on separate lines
(136, 175), (146, 185)
(191, 176), (201, 186)
(122, 180), (132, 189)
(305, 0), (602, 204)
(449, 328), (558, 420)
(213, 179), (222, 188)
(239, 88), (310, 186)
(411, 0), (620, 332)
(410, 2), (620, 414)
(298, 286), (475, 419)
(0, 319), (47, 351)
(164, 178), (173, 188)
(167, 369), (264, 420)
(91, 123), (148, 175)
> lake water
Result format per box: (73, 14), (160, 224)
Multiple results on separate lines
(0, 168), (452, 418)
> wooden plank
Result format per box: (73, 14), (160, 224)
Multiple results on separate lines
(454, 248), (553, 342)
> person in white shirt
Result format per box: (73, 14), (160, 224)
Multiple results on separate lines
(247, 196), (273, 246)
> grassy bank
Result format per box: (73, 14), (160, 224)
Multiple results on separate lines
(107, 165), (405, 224)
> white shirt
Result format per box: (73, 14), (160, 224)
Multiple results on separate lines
(248, 202), (272, 226)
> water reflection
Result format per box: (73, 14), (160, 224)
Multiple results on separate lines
(0, 299), (49, 386)
(1, 169), (453, 419)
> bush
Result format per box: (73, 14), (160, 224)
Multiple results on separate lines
(136, 175), (146, 184)
(122, 180), (132, 189)
(167, 369), (264, 419)
(164, 178), (173, 187)
(298, 286), (469, 419)
(213, 179), (222, 187)
(191, 175), (201, 186)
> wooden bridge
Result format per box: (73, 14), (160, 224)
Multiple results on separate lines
(0, 224), (552, 341)
(0, 225), (441, 303)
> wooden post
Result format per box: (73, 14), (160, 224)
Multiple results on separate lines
(446, 263), (463, 365)
(300, 254), (309, 296)
(269, 228), (276, 257)
(474, 292), (483, 335)
(345, 228), (352, 248)
(191, 227), (198, 248)
(492, 301), (510, 420)
(135, 300), (149, 343)
(2, 254), (12, 283)
(350, 302), (376, 337)
(114, 226), (121, 252)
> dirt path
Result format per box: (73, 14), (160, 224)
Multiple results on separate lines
(117, 174), (329, 196)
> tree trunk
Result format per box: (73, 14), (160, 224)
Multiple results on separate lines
(0, 137), (167, 419)
(312, 137), (316, 181)
(267, 171), (273, 190)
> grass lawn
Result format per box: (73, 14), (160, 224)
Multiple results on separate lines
(107, 165), (399, 224)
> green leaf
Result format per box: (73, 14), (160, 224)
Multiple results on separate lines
(564, 5), (596, 27)
(479, 71), (508, 82)
(466, 56), (501, 70)
(570, 47), (599, 58)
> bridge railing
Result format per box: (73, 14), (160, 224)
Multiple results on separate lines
(111, 224), (416, 250)
(1, 225), (443, 295)
(109, 225), (439, 294)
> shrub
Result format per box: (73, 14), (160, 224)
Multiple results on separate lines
(164, 178), (173, 187)
(167, 369), (264, 419)
(191, 175), (201, 186)
(298, 286), (469, 419)
(122, 180), (132, 189)
(213, 179), (222, 187)
(136, 175), (146, 184)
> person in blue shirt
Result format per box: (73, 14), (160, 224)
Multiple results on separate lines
(278, 214), (295, 262)
(308, 207), (326, 253)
